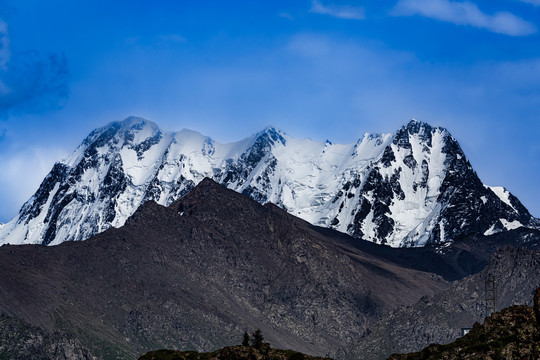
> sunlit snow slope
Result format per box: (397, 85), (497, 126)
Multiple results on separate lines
(0, 117), (537, 247)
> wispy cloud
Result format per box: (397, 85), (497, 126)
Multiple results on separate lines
(518, 0), (540, 6)
(392, 0), (536, 36)
(310, 0), (365, 20)
(0, 18), (69, 117)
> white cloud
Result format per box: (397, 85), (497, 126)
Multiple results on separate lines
(310, 0), (365, 20)
(518, 0), (540, 6)
(0, 146), (68, 222)
(392, 0), (536, 36)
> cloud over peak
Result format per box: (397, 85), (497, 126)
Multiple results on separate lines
(392, 0), (536, 36)
(310, 1), (365, 20)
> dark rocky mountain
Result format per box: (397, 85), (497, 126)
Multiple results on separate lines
(0, 179), (538, 360)
(1, 118), (537, 247)
(0, 178), (448, 359)
(388, 287), (540, 360)
(348, 247), (540, 360)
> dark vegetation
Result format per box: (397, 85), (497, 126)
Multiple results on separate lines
(138, 347), (330, 360)
(242, 332), (250, 347)
(138, 330), (331, 360)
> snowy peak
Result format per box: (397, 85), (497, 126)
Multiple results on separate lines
(258, 126), (287, 143)
(242, 126), (286, 166)
(0, 119), (537, 247)
(339, 122), (455, 246)
(104, 116), (160, 136)
(80, 116), (161, 148)
(401, 118), (440, 134)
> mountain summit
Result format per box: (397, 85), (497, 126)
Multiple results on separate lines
(0, 118), (536, 247)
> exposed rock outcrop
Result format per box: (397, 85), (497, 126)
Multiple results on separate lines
(388, 287), (540, 360)
(0, 313), (96, 360)
(346, 248), (540, 360)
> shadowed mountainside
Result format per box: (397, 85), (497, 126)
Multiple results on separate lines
(0, 179), (539, 360)
(388, 288), (540, 360)
(348, 248), (540, 360)
(0, 178), (448, 359)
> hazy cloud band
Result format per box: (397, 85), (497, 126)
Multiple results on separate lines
(392, 0), (536, 36)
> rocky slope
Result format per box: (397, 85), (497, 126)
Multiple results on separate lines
(388, 288), (540, 360)
(0, 313), (95, 360)
(0, 179), (451, 360)
(0, 180), (538, 360)
(0, 117), (536, 247)
(347, 247), (540, 360)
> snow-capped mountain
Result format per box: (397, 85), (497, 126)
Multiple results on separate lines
(0, 117), (536, 247)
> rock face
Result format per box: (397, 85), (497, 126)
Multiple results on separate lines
(138, 345), (332, 360)
(0, 117), (536, 247)
(0, 313), (96, 360)
(348, 247), (540, 360)
(388, 287), (540, 360)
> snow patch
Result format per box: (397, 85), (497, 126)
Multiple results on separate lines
(488, 186), (516, 211)
(500, 218), (523, 231)
(484, 223), (497, 236)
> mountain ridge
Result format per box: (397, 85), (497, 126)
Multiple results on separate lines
(0, 117), (536, 247)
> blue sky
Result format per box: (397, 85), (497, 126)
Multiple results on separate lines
(0, 0), (539, 222)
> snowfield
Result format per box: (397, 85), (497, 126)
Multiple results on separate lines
(0, 117), (536, 247)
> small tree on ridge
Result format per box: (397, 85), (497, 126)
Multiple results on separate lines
(242, 331), (250, 346)
(252, 329), (263, 349)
